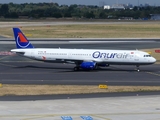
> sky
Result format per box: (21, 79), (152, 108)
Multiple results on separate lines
(0, 0), (159, 6)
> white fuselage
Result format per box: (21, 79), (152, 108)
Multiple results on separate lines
(11, 48), (156, 65)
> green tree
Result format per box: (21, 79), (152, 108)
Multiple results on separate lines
(0, 4), (9, 17)
(99, 11), (107, 19)
(52, 12), (62, 18)
(84, 11), (95, 19)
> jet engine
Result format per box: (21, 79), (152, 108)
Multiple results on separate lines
(80, 62), (96, 69)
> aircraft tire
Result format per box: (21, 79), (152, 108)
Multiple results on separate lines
(74, 67), (79, 71)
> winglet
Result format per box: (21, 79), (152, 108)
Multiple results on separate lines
(13, 28), (34, 49)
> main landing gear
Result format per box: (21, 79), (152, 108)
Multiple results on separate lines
(73, 66), (80, 71)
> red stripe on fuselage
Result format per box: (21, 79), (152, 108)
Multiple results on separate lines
(18, 33), (28, 42)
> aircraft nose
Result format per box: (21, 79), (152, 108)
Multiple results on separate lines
(151, 57), (156, 63)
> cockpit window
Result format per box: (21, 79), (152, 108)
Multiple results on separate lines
(144, 55), (151, 57)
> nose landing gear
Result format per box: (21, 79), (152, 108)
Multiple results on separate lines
(136, 65), (140, 72)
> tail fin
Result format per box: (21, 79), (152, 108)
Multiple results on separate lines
(13, 28), (34, 49)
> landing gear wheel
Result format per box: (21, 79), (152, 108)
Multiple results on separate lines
(73, 67), (79, 71)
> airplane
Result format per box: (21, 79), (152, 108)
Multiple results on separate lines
(11, 28), (156, 72)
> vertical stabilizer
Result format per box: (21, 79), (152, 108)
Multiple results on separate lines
(13, 28), (34, 48)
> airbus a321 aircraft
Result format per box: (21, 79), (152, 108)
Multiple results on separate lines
(11, 28), (156, 72)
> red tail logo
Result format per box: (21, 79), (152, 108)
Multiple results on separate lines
(18, 33), (28, 42)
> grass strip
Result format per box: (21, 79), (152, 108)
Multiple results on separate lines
(1, 23), (160, 38)
(0, 85), (160, 96)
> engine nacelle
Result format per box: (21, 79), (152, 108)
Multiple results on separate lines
(80, 62), (96, 69)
